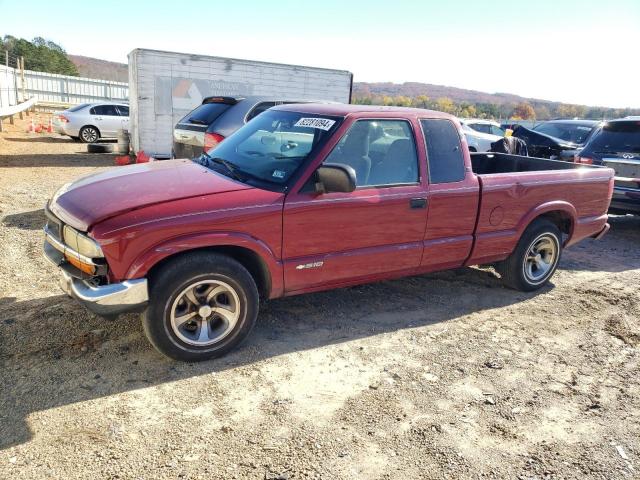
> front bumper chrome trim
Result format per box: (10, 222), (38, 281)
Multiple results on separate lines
(59, 270), (149, 317)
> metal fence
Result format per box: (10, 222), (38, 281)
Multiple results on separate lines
(0, 64), (128, 108)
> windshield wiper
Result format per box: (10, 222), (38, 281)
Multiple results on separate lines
(198, 152), (245, 182)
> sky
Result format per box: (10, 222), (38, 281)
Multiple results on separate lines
(1, 0), (639, 108)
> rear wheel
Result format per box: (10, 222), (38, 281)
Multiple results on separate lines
(79, 126), (100, 143)
(142, 252), (259, 361)
(498, 219), (562, 291)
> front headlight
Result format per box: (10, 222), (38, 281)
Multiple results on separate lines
(63, 225), (104, 258)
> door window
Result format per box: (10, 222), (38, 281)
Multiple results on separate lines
(90, 104), (119, 116)
(421, 119), (466, 184)
(117, 105), (129, 116)
(469, 123), (490, 134)
(490, 125), (505, 136)
(323, 119), (419, 187)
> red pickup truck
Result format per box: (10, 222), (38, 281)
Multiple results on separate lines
(44, 104), (614, 361)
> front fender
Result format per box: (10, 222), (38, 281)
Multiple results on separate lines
(125, 231), (284, 298)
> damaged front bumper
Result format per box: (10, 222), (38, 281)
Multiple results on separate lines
(58, 269), (149, 317)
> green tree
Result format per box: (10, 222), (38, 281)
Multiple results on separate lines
(1, 35), (78, 75)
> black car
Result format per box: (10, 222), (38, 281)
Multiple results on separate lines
(172, 96), (320, 159)
(512, 120), (601, 161)
(532, 119), (600, 146)
(576, 118), (640, 214)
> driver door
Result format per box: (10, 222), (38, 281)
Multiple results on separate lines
(282, 118), (428, 293)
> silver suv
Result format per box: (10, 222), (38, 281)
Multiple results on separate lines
(172, 96), (319, 158)
(53, 102), (129, 143)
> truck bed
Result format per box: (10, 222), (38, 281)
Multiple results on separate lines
(471, 152), (584, 174)
(465, 152), (614, 266)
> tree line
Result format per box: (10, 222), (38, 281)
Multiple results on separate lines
(352, 94), (640, 121)
(0, 35), (78, 76)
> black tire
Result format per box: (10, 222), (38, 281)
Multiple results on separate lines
(142, 252), (259, 361)
(498, 218), (562, 291)
(79, 125), (100, 143)
(87, 143), (114, 153)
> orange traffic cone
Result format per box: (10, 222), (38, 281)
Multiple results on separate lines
(34, 123), (43, 134)
(136, 151), (150, 163)
(115, 155), (131, 166)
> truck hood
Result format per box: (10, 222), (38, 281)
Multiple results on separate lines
(49, 159), (252, 231)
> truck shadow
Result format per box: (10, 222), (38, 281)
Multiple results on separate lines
(0, 267), (548, 449)
(2, 209), (46, 231)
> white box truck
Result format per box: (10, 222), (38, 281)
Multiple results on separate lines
(128, 48), (353, 156)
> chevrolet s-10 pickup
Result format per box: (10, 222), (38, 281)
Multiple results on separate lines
(44, 104), (614, 361)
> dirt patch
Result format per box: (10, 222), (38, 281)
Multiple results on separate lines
(1, 117), (639, 479)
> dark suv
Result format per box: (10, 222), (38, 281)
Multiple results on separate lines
(172, 96), (318, 159)
(576, 117), (640, 214)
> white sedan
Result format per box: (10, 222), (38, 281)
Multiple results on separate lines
(53, 102), (129, 143)
(459, 118), (505, 152)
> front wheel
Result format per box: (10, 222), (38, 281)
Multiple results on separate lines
(498, 219), (562, 291)
(142, 252), (259, 361)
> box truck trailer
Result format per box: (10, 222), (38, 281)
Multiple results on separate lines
(128, 48), (353, 157)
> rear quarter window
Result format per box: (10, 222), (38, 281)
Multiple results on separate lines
(421, 119), (466, 183)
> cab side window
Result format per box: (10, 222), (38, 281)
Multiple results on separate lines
(421, 119), (466, 184)
(324, 119), (419, 187)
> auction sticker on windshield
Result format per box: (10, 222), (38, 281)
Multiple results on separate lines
(294, 117), (336, 131)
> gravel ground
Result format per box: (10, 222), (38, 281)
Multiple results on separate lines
(1, 117), (639, 479)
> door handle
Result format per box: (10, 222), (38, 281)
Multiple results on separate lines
(410, 198), (427, 209)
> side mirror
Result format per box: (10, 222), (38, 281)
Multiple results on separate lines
(314, 163), (356, 194)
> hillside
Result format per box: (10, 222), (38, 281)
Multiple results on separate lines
(68, 54), (128, 82)
(353, 82), (549, 107)
(67, 55), (639, 119)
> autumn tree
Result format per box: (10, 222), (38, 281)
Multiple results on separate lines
(434, 97), (455, 114)
(512, 102), (536, 120)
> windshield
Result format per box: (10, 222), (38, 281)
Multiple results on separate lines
(195, 110), (342, 188)
(533, 122), (595, 145)
(587, 122), (640, 153)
